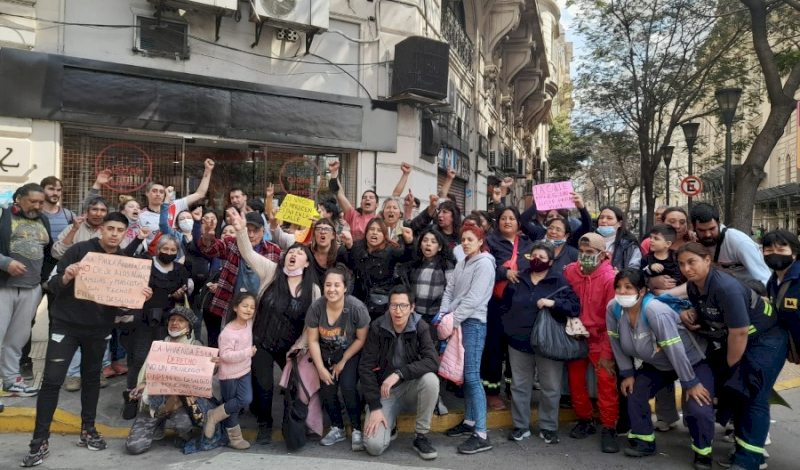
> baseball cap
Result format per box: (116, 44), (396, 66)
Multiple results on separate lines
(578, 233), (607, 253)
(245, 212), (264, 229)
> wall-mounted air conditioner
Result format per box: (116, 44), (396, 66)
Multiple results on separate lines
(488, 150), (499, 169)
(148, 0), (238, 14)
(250, 0), (329, 32)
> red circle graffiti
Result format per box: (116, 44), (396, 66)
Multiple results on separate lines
(94, 143), (154, 193)
(279, 157), (321, 199)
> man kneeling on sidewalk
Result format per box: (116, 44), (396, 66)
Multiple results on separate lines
(359, 285), (440, 459)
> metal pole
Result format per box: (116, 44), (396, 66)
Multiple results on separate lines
(639, 157), (645, 239)
(724, 125), (732, 224)
(687, 147), (693, 213)
(666, 165), (670, 206)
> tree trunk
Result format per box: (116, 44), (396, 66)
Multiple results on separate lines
(730, 99), (795, 231)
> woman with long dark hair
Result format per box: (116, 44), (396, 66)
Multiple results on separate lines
(342, 217), (414, 320)
(307, 264), (370, 450)
(596, 205), (641, 270)
(224, 208), (321, 445)
(270, 215), (348, 286)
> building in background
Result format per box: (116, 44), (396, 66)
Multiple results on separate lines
(0, 0), (569, 213)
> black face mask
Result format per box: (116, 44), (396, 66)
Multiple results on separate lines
(529, 258), (551, 273)
(158, 252), (178, 264)
(764, 254), (794, 271)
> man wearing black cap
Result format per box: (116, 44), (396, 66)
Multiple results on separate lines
(198, 209), (281, 348)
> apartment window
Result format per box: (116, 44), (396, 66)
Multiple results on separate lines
(135, 16), (190, 60)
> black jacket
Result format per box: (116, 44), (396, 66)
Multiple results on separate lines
(0, 207), (57, 286)
(486, 231), (534, 282)
(359, 312), (440, 411)
(346, 240), (412, 317)
(49, 238), (124, 332)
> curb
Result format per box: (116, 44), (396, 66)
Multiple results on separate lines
(2, 378), (798, 440)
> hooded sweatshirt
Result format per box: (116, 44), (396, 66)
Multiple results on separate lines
(564, 259), (616, 359)
(607, 297), (707, 388)
(439, 251), (496, 327)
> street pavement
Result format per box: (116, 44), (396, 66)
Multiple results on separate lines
(1, 387), (798, 470)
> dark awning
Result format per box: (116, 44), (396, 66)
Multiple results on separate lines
(755, 183), (800, 204)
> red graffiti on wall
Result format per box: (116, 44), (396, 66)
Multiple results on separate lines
(94, 143), (153, 193)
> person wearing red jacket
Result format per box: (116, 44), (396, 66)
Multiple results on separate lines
(563, 233), (619, 453)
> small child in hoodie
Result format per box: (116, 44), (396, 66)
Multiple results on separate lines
(204, 292), (256, 449)
(563, 233), (620, 453)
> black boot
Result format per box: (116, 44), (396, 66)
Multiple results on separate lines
(623, 437), (655, 457)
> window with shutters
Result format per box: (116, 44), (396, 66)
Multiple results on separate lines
(135, 16), (190, 60)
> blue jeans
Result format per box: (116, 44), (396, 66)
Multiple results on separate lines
(220, 374), (253, 428)
(461, 319), (487, 433)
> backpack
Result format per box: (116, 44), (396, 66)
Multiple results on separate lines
(713, 228), (767, 296)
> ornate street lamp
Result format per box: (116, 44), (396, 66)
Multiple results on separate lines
(661, 145), (674, 206)
(681, 122), (700, 212)
(715, 88), (742, 224)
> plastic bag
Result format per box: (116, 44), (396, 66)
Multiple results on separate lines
(530, 308), (589, 361)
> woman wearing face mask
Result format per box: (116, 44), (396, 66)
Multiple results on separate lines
(342, 218), (414, 320)
(222, 208), (322, 446)
(502, 241), (579, 444)
(518, 192), (590, 245)
(483, 207), (533, 410)
(606, 269), (713, 468)
(545, 218), (579, 273)
(441, 224), (496, 454)
(596, 206), (642, 270)
(677, 243), (786, 470)
(762, 229), (800, 364)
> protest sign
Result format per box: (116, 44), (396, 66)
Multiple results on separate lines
(145, 341), (218, 398)
(74, 252), (152, 309)
(533, 182), (576, 212)
(276, 194), (319, 228)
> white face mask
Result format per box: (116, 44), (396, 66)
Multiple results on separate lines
(168, 328), (188, 338)
(615, 294), (639, 308)
(178, 219), (194, 233)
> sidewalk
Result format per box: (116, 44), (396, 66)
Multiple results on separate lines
(3, 300), (800, 439)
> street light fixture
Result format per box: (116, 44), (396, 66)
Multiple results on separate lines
(715, 88), (742, 224)
(661, 145), (674, 206)
(681, 122), (700, 213)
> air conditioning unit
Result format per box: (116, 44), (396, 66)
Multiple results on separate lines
(148, 0), (238, 13)
(516, 158), (527, 178)
(250, 0), (329, 32)
(523, 180), (534, 194)
(488, 150), (499, 169)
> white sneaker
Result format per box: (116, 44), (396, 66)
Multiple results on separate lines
(654, 420), (678, 432)
(351, 430), (364, 451)
(320, 427), (346, 446)
(765, 432), (771, 446)
(436, 396), (449, 416)
(3, 378), (38, 397)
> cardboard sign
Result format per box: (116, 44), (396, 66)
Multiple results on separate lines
(74, 253), (152, 309)
(145, 341), (218, 398)
(533, 182), (576, 212)
(276, 194), (319, 228)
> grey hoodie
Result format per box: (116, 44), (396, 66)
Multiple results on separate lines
(439, 251), (496, 327)
(607, 297), (707, 389)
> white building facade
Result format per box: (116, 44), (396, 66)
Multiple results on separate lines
(0, 0), (566, 212)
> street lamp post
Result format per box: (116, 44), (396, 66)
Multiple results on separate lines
(681, 122), (700, 213)
(715, 88), (742, 225)
(661, 145), (674, 206)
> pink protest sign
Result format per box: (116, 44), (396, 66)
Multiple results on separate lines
(145, 341), (218, 398)
(533, 182), (576, 212)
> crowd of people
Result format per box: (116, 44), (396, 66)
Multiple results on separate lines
(0, 159), (797, 470)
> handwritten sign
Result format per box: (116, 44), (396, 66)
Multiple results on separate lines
(145, 341), (218, 398)
(75, 252), (152, 309)
(533, 182), (575, 212)
(276, 194), (319, 228)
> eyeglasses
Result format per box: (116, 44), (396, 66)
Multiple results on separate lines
(388, 303), (411, 311)
(315, 226), (333, 233)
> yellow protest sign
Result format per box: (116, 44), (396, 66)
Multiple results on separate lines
(276, 194), (319, 228)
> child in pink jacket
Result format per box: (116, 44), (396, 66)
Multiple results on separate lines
(204, 292), (257, 449)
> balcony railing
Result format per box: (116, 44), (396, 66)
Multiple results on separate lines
(441, 5), (474, 73)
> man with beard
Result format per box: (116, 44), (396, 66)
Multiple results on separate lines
(0, 183), (56, 405)
(40, 177), (76, 242)
(690, 203), (770, 289)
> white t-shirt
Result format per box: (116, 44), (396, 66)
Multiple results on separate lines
(139, 197), (190, 244)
